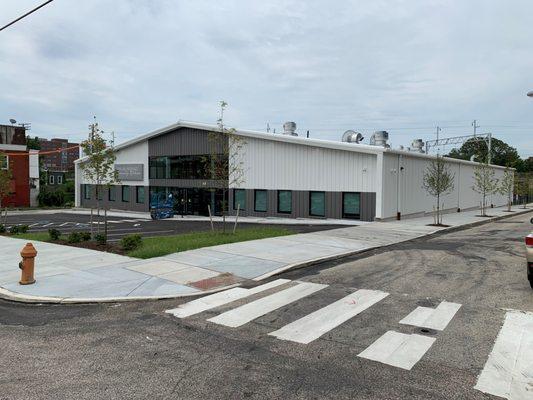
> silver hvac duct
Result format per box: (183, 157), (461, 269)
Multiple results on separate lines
(369, 131), (389, 147)
(411, 139), (425, 153)
(282, 121), (297, 136)
(341, 130), (364, 143)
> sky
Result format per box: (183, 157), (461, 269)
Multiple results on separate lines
(1, 0), (532, 157)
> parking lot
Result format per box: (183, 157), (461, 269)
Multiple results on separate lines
(2, 212), (345, 242)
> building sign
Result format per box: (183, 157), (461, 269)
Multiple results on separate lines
(115, 164), (144, 181)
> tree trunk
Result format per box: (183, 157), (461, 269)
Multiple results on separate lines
(436, 193), (440, 225)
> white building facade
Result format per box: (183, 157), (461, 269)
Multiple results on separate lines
(75, 121), (508, 221)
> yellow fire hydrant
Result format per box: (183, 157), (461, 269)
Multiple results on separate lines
(19, 243), (37, 285)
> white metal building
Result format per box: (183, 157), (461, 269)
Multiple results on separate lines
(75, 120), (508, 221)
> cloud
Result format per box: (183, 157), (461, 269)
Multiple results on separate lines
(0, 0), (532, 156)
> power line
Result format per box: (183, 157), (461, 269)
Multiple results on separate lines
(0, 0), (54, 32)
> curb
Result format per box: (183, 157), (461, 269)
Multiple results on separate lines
(1, 207), (530, 304)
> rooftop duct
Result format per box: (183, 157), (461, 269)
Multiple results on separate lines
(411, 139), (425, 153)
(282, 121), (297, 136)
(369, 131), (389, 148)
(341, 130), (364, 143)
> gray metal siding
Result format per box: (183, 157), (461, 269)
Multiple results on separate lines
(149, 179), (226, 189)
(148, 127), (227, 157)
(229, 189), (376, 221)
(80, 184), (149, 212)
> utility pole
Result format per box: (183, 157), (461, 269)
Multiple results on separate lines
(266, 123), (270, 133)
(436, 126), (441, 154)
(110, 131), (115, 148)
(472, 120), (480, 137)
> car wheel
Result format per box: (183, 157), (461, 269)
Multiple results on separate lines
(530, 280), (533, 289)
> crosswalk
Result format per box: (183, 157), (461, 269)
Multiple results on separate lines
(166, 280), (533, 396)
(166, 279), (457, 370)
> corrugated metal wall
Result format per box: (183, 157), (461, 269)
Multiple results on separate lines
(380, 152), (508, 219)
(149, 127), (226, 156)
(234, 136), (378, 192)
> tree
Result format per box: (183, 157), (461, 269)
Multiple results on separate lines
(79, 119), (119, 238)
(0, 152), (12, 225)
(422, 156), (455, 225)
(514, 173), (531, 209)
(472, 162), (499, 216)
(498, 167), (514, 212)
(447, 137), (521, 168)
(204, 101), (246, 233)
(26, 136), (41, 150)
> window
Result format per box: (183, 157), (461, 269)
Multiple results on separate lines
(0, 154), (8, 170)
(108, 186), (116, 201)
(342, 192), (361, 219)
(136, 186), (145, 203)
(97, 187), (103, 201)
(149, 155), (218, 180)
(57, 175), (63, 185)
(49, 175), (55, 185)
(233, 189), (246, 211)
(122, 186), (130, 202)
(254, 190), (267, 212)
(277, 190), (292, 214)
(84, 184), (91, 200)
(309, 191), (326, 217)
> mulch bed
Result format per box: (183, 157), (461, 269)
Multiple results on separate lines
(426, 224), (451, 227)
(53, 240), (125, 255)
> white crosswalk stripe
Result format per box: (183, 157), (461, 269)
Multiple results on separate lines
(269, 289), (389, 344)
(358, 331), (436, 370)
(165, 279), (291, 318)
(474, 310), (533, 400)
(207, 282), (327, 328)
(399, 301), (461, 331)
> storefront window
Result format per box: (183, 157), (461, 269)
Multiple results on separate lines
(277, 191), (292, 214)
(254, 190), (267, 212)
(136, 186), (145, 203)
(233, 189), (246, 211)
(109, 186), (116, 201)
(309, 191), (325, 217)
(343, 192), (360, 219)
(122, 186), (130, 202)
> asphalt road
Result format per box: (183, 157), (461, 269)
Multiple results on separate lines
(2, 212), (344, 241)
(1, 212), (532, 400)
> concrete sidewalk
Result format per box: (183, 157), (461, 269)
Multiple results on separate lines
(0, 205), (531, 303)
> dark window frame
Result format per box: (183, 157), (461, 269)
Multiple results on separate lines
(122, 185), (130, 202)
(342, 192), (361, 219)
(108, 186), (116, 202)
(233, 189), (246, 211)
(309, 191), (326, 217)
(254, 189), (268, 213)
(136, 186), (145, 204)
(277, 190), (292, 214)
(84, 184), (91, 200)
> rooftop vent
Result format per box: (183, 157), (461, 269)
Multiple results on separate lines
(369, 131), (389, 148)
(411, 139), (425, 153)
(282, 121), (297, 136)
(341, 130), (364, 143)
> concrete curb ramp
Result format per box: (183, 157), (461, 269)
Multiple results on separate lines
(0, 206), (530, 304)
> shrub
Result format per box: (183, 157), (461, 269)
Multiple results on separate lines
(67, 232), (82, 243)
(79, 231), (91, 241)
(120, 234), (142, 252)
(18, 225), (29, 234)
(48, 228), (61, 241)
(0, 224), (5, 233)
(9, 225), (20, 234)
(95, 233), (107, 245)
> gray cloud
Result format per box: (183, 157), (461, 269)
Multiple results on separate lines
(1, 0), (532, 156)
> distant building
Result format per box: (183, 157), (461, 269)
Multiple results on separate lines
(39, 138), (79, 172)
(0, 124), (39, 207)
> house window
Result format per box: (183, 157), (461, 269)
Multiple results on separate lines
(136, 186), (145, 204)
(97, 187), (103, 201)
(49, 175), (55, 185)
(254, 190), (268, 212)
(57, 175), (63, 185)
(277, 190), (292, 214)
(84, 184), (91, 200)
(122, 186), (130, 202)
(309, 191), (326, 217)
(233, 189), (246, 211)
(109, 186), (116, 201)
(0, 154), (8, 170)
(342, 192), (361, 219)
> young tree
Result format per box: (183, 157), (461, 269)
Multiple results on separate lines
(0, 152), (12, 225)
(514, 173), (531, 209)
(205, 101), (246, 233)
(422, 155), (455, 225)
(79, 119), (119, 237)
(498, 167), (514, 212)
(472, 162), (499, 216)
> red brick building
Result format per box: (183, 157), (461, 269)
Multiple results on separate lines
(38, 138), (79, 172)
(0, 124), (37, 207)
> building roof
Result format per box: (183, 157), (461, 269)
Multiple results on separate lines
(75, 120), (509, 170)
